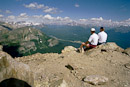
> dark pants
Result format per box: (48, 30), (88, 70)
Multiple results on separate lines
(98, 42), (106, 45)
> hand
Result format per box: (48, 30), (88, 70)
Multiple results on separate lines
(82, 42), (86, 45)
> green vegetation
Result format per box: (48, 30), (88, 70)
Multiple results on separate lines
(0, 24), (64, 57)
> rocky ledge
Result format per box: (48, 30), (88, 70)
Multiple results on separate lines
(0, 42), (130, 87)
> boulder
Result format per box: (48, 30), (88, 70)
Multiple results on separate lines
(0, 51), (34, 87)
(124, 48), (130, 56)
(97, 42), (124, 52)
(62, 46), (77, 53)
(86, 42), (124, 55)
(83, 75), (108, 85)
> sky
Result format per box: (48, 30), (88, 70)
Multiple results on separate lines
(0, 0), (130, 26)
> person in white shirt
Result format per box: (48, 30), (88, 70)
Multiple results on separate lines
(78, 28), (99, 53)
(98, 27), (107, 45)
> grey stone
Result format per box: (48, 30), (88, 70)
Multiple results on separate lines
(83, 75), (108, 85)
(0, 51), (34, 87)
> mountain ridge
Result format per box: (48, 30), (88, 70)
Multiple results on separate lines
(0, 22), (63, 57)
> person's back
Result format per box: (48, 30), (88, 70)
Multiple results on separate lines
(89, 33), (99, 46)
(98, 27), (107, 44)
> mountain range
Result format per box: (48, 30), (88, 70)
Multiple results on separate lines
(0, 22), (64, 57)
(0, 21), (130, 57)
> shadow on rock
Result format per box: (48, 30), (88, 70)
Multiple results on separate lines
(0, 78), (31, 87)
(3, 45), (23, 58)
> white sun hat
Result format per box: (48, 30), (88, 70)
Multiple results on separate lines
(91, 28), (96, 31)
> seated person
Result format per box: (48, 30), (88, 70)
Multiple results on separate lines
(78, 28), (99, 53)
(98, 27), (107, 45)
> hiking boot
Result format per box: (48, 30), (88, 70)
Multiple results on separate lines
(77, 48), (84, 53)
(76, 48), (80, 53)
(81, 48), (84, 53)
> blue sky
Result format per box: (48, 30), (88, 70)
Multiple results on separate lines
(0, 0), (130, 22)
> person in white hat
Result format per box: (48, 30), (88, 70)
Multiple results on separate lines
(78, 28), (99, 53)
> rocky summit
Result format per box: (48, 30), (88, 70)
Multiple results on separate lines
(0, 42), (130, 87)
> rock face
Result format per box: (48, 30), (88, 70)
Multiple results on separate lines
(48, 38), (59, 47)
(83, 75), (108, 85)
(124, 48), (130, 56)
(19, 41), (37, 54)
(0, 51), (34, 87)
(97, 42), (124, 52)
(0, 23), (61, 57)
(0, 27), (49, 57)
(62, 46), (77, 53)
(86, 42), (124, 56)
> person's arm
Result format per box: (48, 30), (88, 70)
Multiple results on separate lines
(86, 35), (92, 44)
(97, 33), (100, 43)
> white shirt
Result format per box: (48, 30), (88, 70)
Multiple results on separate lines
(88, 33), (99, 45)
(98, 31), (107, 43)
